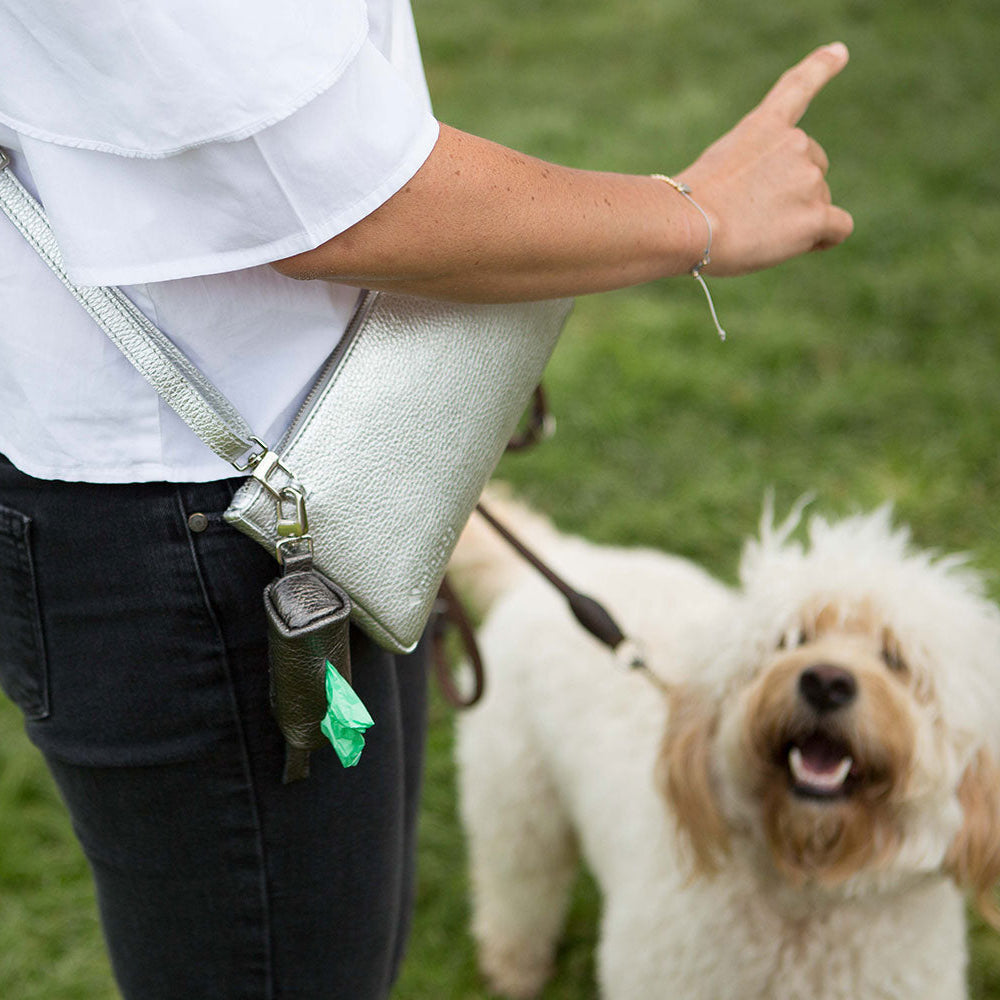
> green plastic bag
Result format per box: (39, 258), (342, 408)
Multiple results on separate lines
(320, 660), (374, 768)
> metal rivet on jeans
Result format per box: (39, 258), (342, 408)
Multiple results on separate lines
(187, 512), (209, 533)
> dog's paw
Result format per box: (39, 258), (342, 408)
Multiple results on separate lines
(478, 936), (554, 999)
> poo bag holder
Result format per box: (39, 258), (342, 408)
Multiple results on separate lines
(265, 544), (353, 782)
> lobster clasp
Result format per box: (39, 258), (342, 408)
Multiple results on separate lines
(277, 486), (309, 539)
(275, 486), (314, 568)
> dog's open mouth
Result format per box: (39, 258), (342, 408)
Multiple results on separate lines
(784, 732), (856, 799)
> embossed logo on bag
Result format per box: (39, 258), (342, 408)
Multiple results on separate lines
(408, 524), (458, 599)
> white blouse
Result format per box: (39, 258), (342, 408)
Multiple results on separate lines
(0, 0), (439, 483)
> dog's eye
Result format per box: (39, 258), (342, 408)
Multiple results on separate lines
(881, 631), (907, 673)
(777, 629), (807, 651)
(882, 648), (906, 672)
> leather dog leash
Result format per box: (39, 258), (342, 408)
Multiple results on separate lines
(433, 497), (646, 708)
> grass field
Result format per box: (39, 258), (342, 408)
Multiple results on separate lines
(2, 0), (999, 996)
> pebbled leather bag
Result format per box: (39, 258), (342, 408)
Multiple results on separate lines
(1, 148), (571, 778)
(223, 287), (572, 653)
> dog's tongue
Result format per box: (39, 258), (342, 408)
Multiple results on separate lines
(789, 734), (853, 794)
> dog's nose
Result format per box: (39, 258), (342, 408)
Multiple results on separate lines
(798, 664), (857, 713)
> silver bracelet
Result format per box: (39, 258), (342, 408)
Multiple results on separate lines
(651, 174), (727, 341)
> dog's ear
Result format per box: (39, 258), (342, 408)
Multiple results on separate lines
(946, 748), (1000, 929)
(657, 684), (728, 875)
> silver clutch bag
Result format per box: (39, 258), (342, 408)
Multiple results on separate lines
(0, 148), (571, 654)
(225, 289), (570, 652)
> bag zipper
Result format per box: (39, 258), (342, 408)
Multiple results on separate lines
(243, 289), (377, 563)
(273, 289), (377, 455)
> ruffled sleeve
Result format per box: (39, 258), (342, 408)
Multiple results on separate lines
(0, 0), (371, 155)
(1, 0), (439, 284)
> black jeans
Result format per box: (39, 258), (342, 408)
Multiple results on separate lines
(0, 456), (428, 999)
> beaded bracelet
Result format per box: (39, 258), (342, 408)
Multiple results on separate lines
(650, 174), (727, 341)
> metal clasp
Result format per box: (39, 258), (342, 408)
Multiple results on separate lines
(234, 437), (311, 564)
(275, 485), (313, 566)
(276, 534), (315, 565)
(231, 435), (270, 473)
(236, 436), (301, 501)
(0, 148), (10, 171)
(251, 449), (293, 495)
(276, 486), (309, 538)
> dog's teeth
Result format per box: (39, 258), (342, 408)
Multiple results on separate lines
(788, 747), (853, 792)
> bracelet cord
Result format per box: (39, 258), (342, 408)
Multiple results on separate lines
(650, 174), (727, 341)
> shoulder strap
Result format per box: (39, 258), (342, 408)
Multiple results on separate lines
(0, 148), (260, 469)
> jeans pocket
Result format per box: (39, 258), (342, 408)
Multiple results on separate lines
(0, 504), (50, 720)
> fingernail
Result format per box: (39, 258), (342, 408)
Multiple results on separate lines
(824, 42), (849, 60)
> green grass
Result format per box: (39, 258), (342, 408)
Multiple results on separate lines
(3, 0), (1000, 995)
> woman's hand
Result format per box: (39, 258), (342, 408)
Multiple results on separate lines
(676, 43), (854, 277)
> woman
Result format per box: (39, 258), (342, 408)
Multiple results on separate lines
(0, 1), (850, 997)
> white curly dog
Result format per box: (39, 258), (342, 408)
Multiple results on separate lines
(451, 493), (1000, 1000)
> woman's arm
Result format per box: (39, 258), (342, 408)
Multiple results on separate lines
(271, 44), (854, 302)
